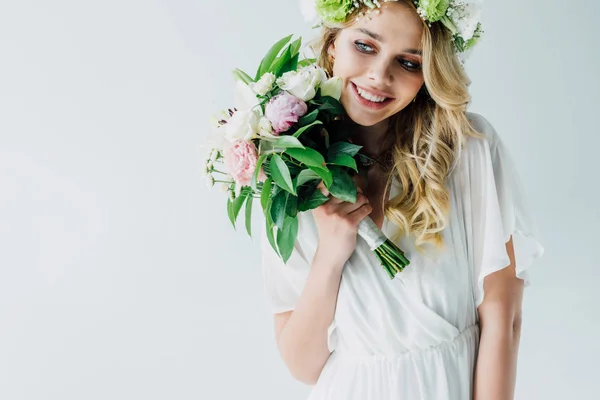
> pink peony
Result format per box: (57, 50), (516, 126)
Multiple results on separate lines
(264, 91), (308, 134)
(223, 139), (266, 187)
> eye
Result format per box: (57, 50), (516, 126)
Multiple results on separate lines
(355, 41), (422, 72)
(354, 41), (374, 53)
(398, 58), (422, 72)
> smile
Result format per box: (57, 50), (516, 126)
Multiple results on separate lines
(351, 82), (394, 110)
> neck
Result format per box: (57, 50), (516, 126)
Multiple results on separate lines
(351, 119), (389, 157)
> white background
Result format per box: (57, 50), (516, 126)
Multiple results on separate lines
(1, 0), (598, 399)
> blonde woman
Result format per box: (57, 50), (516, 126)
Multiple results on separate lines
(261, 1), (544, 399)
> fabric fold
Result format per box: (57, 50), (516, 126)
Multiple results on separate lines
(465, 113), (545, 308)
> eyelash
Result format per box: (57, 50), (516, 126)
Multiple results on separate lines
(354, 41), (422, 72)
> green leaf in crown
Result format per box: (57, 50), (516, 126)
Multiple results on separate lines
(315, 0), (355, 24)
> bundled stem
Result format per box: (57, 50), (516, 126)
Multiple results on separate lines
(373, 240), (411, 280)
(357, 217), (410, 279)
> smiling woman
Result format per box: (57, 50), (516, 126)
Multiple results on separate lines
(327, 7), (426, 127)
(258, 1), (545, 399)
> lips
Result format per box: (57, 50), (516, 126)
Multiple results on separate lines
(350, 82), (394, 110)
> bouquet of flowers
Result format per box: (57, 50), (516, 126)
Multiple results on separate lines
(203, 35), (410, 279)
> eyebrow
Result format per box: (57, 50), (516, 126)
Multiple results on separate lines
(354, 27), (423, 55)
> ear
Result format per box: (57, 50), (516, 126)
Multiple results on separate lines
(327, 42), (336, 59)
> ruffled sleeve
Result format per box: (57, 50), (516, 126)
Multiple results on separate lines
(465, 113), (545, 308)
(260, 215), (339, 352)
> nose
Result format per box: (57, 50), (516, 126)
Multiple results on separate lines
(367, 57), (393, 87)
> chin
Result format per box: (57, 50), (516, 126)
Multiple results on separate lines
(344, 108), (386, 127)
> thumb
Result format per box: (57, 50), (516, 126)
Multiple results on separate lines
(317, 180), (330, 197)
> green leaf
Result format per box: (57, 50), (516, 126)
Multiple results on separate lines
(270, 191), (285, 231)
(279, 53), (299, 76)
(328, 167), (357, 203)
(328, 154), (358, 172)
(270, 190), (296, 230)
(270, 46), (293, 77)
(251, 154), (269, 191)
(256, 34), (293, 80)
(285, 194), (298, 218)
(270, 154), (296, 195)
(276, 216), (299, 264)
(327, 141), (363, 158)
(265, 211), (279, 257)
(298, 189), (329, 212)
(318, 96), (345, 115)
(292, 120), (323, 138)
(227, 198), (234, 228)
(244, 194), (253, 237)
(298, 109), (319, 126)
(308, 165), (333, 188)
(260, 178), (272, 212)
(285, 147), (326, 168)
(232, 68), (254, 85)
(289, 37), (302, 57)
(271, 135), (306, 149)
(227, 192), (248, 228)
(296, 169), (321, 187)
(298, 58), (317, 68)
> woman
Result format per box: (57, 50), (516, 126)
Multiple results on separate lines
(261, 1), (544, 399)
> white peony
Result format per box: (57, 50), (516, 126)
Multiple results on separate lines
(258, 116), (278, 138)
(276, 65), (328, 102)
(250, 72), (276, 96)
(320, 76), (343, 100)
(222, 109), (260, 142)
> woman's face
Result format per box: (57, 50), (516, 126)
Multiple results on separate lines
(329, 3), (425, 128)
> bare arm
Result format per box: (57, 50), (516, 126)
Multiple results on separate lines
(474, 236), (524, 400)
(271, 179), (372, 385)
(274, 248), (344, 385)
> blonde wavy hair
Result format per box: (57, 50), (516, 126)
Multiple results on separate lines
(308, 0), (485, 254)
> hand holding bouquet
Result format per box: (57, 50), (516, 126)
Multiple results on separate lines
(203, 35), (410, 279)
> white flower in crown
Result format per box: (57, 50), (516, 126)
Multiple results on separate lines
(445, 0), (482, 43)
(298, 0), (483, 58)
(299, 0), (320, 25)
(413, 0), (483, 53)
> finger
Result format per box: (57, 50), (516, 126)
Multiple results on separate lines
(325, 196), (345, 206)
(317, 180), (330, 197)
(347, 202), (373, 224)
(338, 193), (369, 215)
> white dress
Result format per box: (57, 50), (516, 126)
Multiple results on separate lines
(260, 112), (545, 400)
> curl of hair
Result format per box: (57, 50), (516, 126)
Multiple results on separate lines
(306, 0), (485, 255)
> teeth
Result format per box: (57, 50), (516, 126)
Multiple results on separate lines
(356, 86), (387, 103)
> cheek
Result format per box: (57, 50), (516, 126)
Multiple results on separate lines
(396, 73), (424, 96)
(331, 44), (363, 78)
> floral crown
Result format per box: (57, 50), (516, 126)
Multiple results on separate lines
(300, 0), (484, 64)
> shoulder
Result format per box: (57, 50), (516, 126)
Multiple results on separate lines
(450, 112), (511, 183)
(459, 111), (509, 168)
(464, 111), (501, 150)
